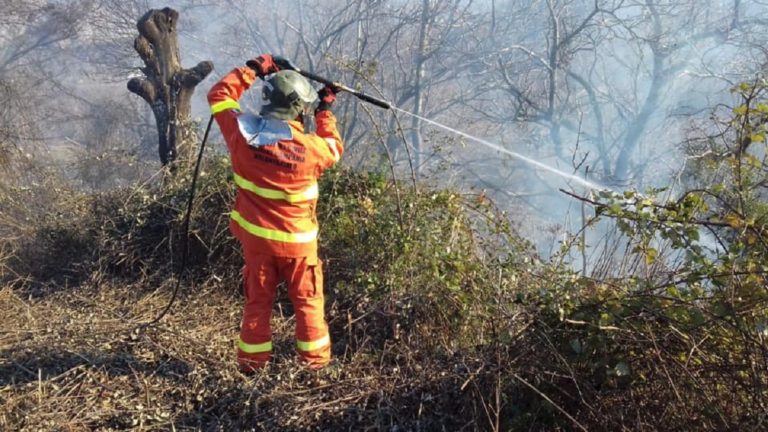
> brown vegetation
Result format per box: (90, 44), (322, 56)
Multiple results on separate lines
(2, 156), (767, 430)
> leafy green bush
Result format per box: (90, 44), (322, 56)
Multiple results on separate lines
(522, 79), (768, 430)
(318, 168), (535, 355)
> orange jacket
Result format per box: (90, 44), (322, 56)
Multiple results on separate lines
(207, 67), (343, 258)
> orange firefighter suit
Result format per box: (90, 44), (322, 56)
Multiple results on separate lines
(207, 66), (343, 370)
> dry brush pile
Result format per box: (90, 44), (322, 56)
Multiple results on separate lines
(1, 151), (767, 430)
(0, 160), (538, 430)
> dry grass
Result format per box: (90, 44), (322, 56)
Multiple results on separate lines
(0, 275), (503, 431)
(3, 165), (766, 431)
(0, 166), (521, 430)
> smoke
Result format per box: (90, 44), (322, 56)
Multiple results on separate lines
(7, 0), (768, 257)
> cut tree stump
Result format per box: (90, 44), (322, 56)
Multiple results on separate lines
(127, 7), (213, 166)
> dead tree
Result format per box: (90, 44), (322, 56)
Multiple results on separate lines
(127, 8), (212, 166)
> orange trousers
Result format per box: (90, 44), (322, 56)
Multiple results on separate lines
(237, 250), (331, 371)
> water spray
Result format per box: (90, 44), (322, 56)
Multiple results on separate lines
(289, 65), (605, 191)
(390, 107), (607, 191)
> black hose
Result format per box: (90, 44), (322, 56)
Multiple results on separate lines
(141, 115), (214, 328)
(292, 69), (391, 110)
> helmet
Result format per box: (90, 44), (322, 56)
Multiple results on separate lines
(260, 70), (318, 120)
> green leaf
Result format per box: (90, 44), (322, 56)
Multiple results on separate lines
(645, 247), (658, 265)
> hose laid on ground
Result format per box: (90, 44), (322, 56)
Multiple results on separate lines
(141, 115), (213, 328)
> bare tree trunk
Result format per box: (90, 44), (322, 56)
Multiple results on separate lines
(412, 0), (431, 180)
(546, 0), (562, 159)
(127, 8), (213, 167)
(613, 1), (667, 183)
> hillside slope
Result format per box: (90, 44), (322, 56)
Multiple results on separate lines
(1, 161), (766, 431)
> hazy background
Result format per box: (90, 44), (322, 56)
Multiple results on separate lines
(3, 0), (768, 256)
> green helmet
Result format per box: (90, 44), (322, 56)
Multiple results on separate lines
(260, 70), (318, 120)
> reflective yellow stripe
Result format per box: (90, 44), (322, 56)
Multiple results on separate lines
(231, 210), (317, 243)
(211, 99), (241, 114)
(297, 335), (330, 352)
(238, 338), (272, 353)
(233, 173), (318, 203)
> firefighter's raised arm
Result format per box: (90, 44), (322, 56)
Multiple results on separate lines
(314, 85), (344, 169)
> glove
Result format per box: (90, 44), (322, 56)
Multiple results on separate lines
(246, 54), (280, 77)
(272, 56), (296, 71)
(316, 85), (337, 113)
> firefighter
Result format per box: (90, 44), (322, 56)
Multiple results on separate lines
(207, 54), (342, 371)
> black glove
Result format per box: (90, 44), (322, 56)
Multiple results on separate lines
(272, 56), (296, 71)
(316, 85), (337, 113)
